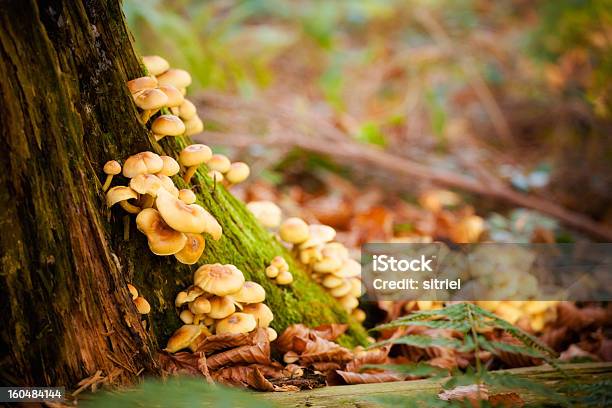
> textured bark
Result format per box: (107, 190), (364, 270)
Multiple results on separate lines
(0, 0), (366, 388)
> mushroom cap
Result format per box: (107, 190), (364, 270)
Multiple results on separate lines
(338, 295), (359, 311)
(246, 201), (282, 228)
(265, 265), (279, 278)
(158, 85), (184, 107)
(322, 274), (344, 289)
(129, 173), (162, 196)
(208, 170), (224, 183)
(178, 189), (196, 204)
(127, 76), (158, 94)
(179, 144), (212, 167)
(207, 154), (231, 173)
(142, 55), (170, 76)
(299, 224), (336, 249)
(157, 68), (192, 89)
(189, 296), (212, 315)
(123, 151), (164, 178)
(103, 160), (121, 175)
(270, 256), (289, 272)
(135, 208), (187, 255)
(352, 308), (366, 323)
(179, 309), (195, 324)
(215, 312), (257, 335)
(225, 162), (250, 184)
(266, 327), (278, 341)
(156, 189), (221, 237)
(242, 303), (273, 327)
(349, 277), (363, 297)
(134, 88), (168, 110)
(322, 242), (349, 260)
(184, 115), (204, 136)
(151, 114), (185, 137)
(127, 283), (138, 299)
(313, 256), (343, 273)
(175, 286), (204, 307)
(134, 296), (151, 314)
(194, 263), (245, 296)
(232, 281), (266, 304)
(174, 233), (205, 265)
(157, 175), (179, 197)
(279, 217), (310, 244)
(106, 186), (138, 207)
(330, 258), (361, 278)
(165, 324), (202, 353)
(300, 246), (323, 264)
(207, 296), (236, 319)
(276, 271), (294, 285)
(178, 99), (197, 120)
(157, 156), (180, 177)
(329, 280), (352, 298)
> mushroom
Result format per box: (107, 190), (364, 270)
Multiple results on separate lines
(183, 115), (204, 136)
(265, 265), (279, 279)
(174, 233), (205, 265)
(175, 286), (204, 308)
(266, 327), (278, 342)
(179, 144), (212, 182)
(178, 189), (196, 204)
(133, 296), (151, 314)
(178, 99), (197, 121)
(156, 188), (222, 239)
(135, 208), (187, 255)
(276, 271), (294, 285)
(157, 175), (180, 197)
(151, 114), (186, 142)
(300, 224), (336, 249)
(338, 295), (359, 311)
(242, 303), (274, 327)
(129, 174), (163, 207)
(349, 278), (362, 297)
(300, 246), (323, 264)
(352, 308), (366, 323)
(207, 154), (231, 173)
(330, 258), (361, 278)
(179, 309), (195, 324)
(102, 160), (121, 191)
(279, 217), (310, 244)
(188, 296), (212, 315)
(207, 296), (236, 319)
(123, 151), (164, 178)
(193, 263), (245, 296)
(322, 274), (344, 289)
(158, 85), (185, 115)
(329, 280), (352, 298)
(106, 186), (141, 214)
(127, 76), (158, 95)
(165, 324), (202, 353)
(157, 156), (180, 177)
(215, 313), (257, 335)
(232, 281), (266, 304)
(135, 88), (168, 123)
(225, 162), (250, 185)
(208, 170), (224, 183)
(283, 351), (299, 364)
(246, 201), (282, 228)
(127, 284), (138, 300)
(271, 256), (289, 272)
(142, 55), (170, 76)
(156, 68), (192, 89)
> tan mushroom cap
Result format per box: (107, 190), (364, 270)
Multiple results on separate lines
(127, 76), (158, 94)
(156, 189), (222, 238)
(179, 144), (212, 167)
(300, 246), (323, 264)
(157, 175), (179, 197)
(189, 296), (212, 315)
(330, 258), (361, 278)
(299, 224), (336, 249)
(215, 312), (257, 335)
(279, 217), (310, 244)
(232, 281), (266, 304)
(106, 186), (138, 207)
(174, 233), (205, 265)
(142, 55), (170, 76)
(151, 114), (185, 137)
(158, 85), (184, 107)
(129, 173), (162, 196)
(352, 308), (366, 323)
(246, 201), (282, 228)
(134, 88), (168, 110)
(123, 151), (164, 178)
(271, 256), (289, 272)
(157, 156), (180, 177)
(276, 271), (294, 285)
(127, 284), (138, 299)
(322, 274), (344, 289)
(338, 295), (359, 311)
(266, 327), (278, 341)
(349, 278), (363, 297)
(207, 154), (231, 173)
(134, 296), (151, 314)
(322, 242), (349, 260)
(265, 265), (279, 278)
(184, 116), (204, 136)
(104, 160), (121, 175)
(225, 162), (250, 184)
(208, 170), (224, 183)
(165, 324), (202, 353)
(178, 189), (196, 204)
(242, 303), (274, 327)
(179, 309), (195, 324)
(313, 256), (343, 273)
(193, 263), (245, 296)
(207, 296), (236, 319)
(329, 280), (352, 298)
(178, 99), (197, 120)
(157, 68), (192, 89)
(175, 286), (204, 308)
(135, 208), (187, 256)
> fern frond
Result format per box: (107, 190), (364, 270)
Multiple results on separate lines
(369, 334), (464, 350)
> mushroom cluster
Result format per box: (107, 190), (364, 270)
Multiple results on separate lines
(127, 283), (151, 315)
(277, 217), (365, 321)
(127, 55), (203, 141)
(104, 150), (222, 264)
(205, 153), (250, 187)
(265, 256), (293, 285)
(167, 263), (276, 353)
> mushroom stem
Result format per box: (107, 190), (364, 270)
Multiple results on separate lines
(101, 174), (114, 192)
(141, 194), (155, 209)
(123, 215), (130, 241)
(119, 200), (141, 214)
(183, 166), (199, 183)
(154, 133), (166, 142)
(140, 108), (160, 124)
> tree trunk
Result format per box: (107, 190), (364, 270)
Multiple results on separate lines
(0, 0), (367, 388)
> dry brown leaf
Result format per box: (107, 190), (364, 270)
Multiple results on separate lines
(489, 392), (525, 407)
(349, 206), (394, 244)
(313, 323), (348, 341)
(212, 365), (274, 391)
(328, 370), (403, 385)
(345, 347), (389, 372)
(275, 324), (312, 353)
(439, 384), (489, 406)
(207, 329), (270, 370)
(158, 351), (211, 381)
(559, 344), (600, 362)
(428, 355), (458, 371)
(311, 362), (342, 372)
(192, 331), (254, 355)
(299, 337), (353, 365)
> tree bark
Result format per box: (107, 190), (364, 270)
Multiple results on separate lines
(0, 0), (366, 388)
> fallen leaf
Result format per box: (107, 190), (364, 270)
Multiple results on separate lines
(345, 347), (389, 372)
(311, 362), (342, 372)
(298, 337), (353, 365)
(192, 331), (254, 355)
(207, 329), (270, 370)
(328, 370), (403, 385)
(489, 392), (525, 407)
(158, 351), (211, 381)
(212, 365), (274, 391)
(439, 384), (489, 406)
(275, 325), (312, 353)
(314, 324), (348, 341)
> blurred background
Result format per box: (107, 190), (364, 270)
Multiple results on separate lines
(124, 0), (612, 245)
